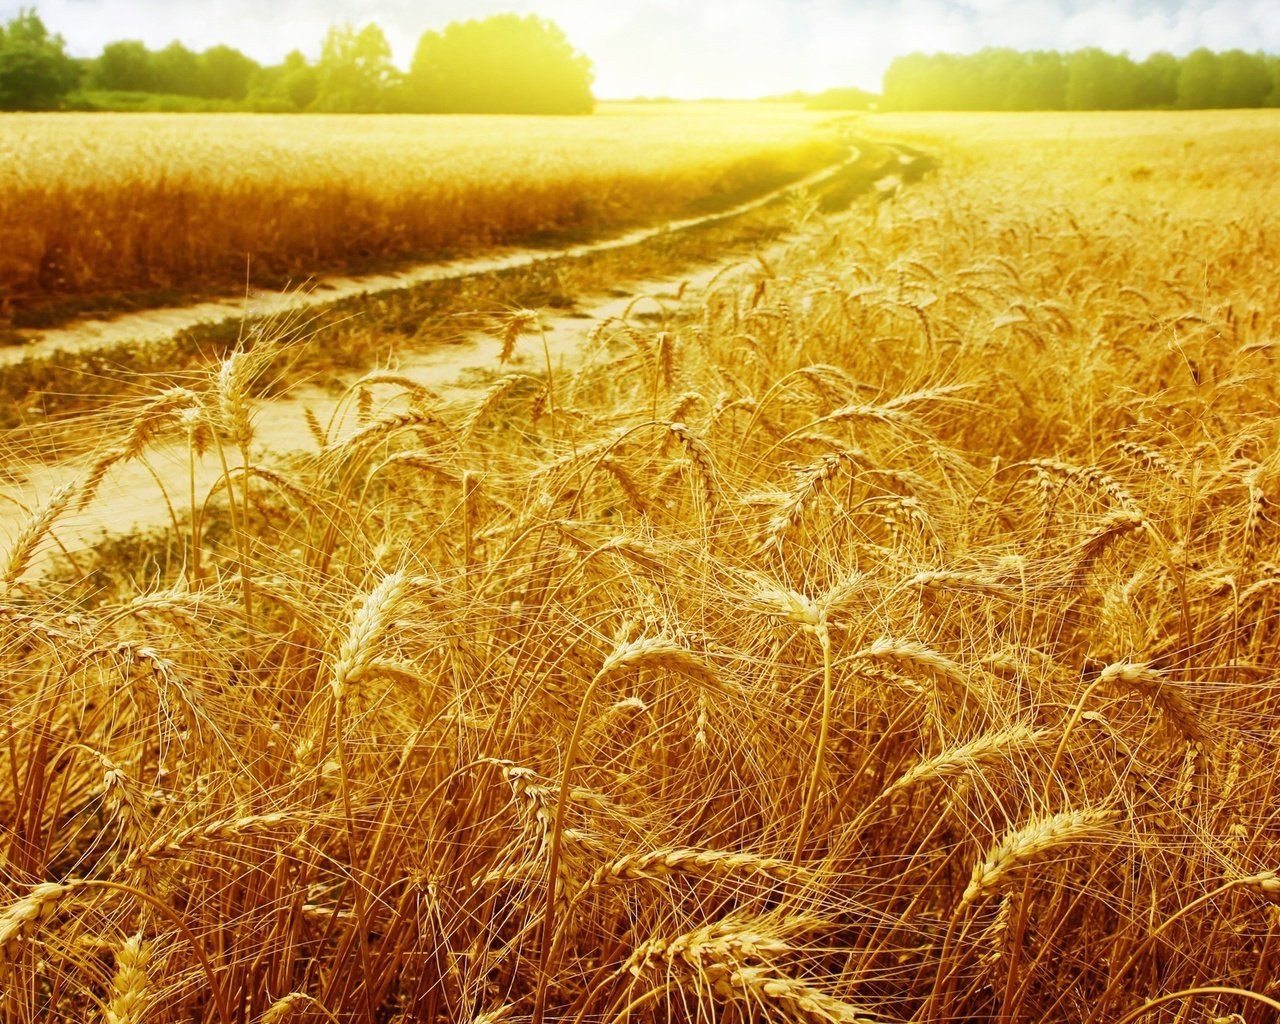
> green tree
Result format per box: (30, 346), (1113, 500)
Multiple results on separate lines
(246, 49), (317, 111)
(1216, 49), (1271, 107)
(1177, 48), (1220, 107)
(0, 8), (79, 109)
(90, 39), (155, 91)
(197, 44), (258, 100)
(151, 41), (200, 95)
(1064, 48), (1137, 109)
(1007, 51), (1067, 110)
(408, 14), (594, 114)
(1134, 51), (1178, 107)
(882, 53), (941, 110)
(314, 22), (396, 111)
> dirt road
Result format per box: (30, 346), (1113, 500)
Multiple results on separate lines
(0, 147), (922, 577)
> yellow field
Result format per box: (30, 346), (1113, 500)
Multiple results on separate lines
(4, 111), (1280, 1022)
(0, 103), (844, 312)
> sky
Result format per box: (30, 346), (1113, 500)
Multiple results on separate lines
(8, 0), (1280, 99)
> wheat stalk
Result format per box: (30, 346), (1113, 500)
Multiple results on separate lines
(581, 847), (813, 895)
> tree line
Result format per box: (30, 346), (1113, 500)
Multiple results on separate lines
(883, 48), (1280, 110)
(0, 7), (594, 113)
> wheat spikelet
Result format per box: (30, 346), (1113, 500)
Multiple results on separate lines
(259, 992), (323, 1023)
(591, 535), (671, 573)
(324, 411), (455, 458)
(124, 810), (304, 871)
(496, 307), (541, 364)
(820, 382), (974, 430)
(626, 915), (874, 1023)
(467, 1005), (515, 1024)
(1024, 457), (1143, 514)
(353, 371), (440, 408)
(852, 638), (967, 688)
(1233, 871), (1280, 902)
(0, 881), (81, 963)
(655, 330), (675, 389)
(1073, 510), (1148, 574)
(104, 932), (152, 1024)
(960, 808), (1122, 908)
(245, 465), (326, 515)
(372, 452), (465, 486)
(796, 364), (865, 409)
(666, 421), (719, 515)
(668, 390), (705, 424)
(597, 634), (730, 694)
(720, 965), (879, 1024)
(303, 406), (328, 448)
(762, 450), (865, 552)
(1115, 440), (1186, 484)
(89, 749), (143, 847)
(3, 482), (75, 588)
(859, 494), (938, 550)
(140, 385), (206, 432)
(626, 916), (798, 977)
(500, 764), (557, 855)
(460, 373), (537, 441)
(710, 395), (787, 440)
(900, 569), (1017, 602)
(983, 892), (1015, 964)
(1096, 661), (1206, 743)
(821, 400), (915, 428)
(355, 385), (373, 424)
(1241, 463), (1267, 572)
(331, 572), (408, 703)
(599, 455), (649, 513)
(77, 444), (128, 511)
(882, 724), (1051, 800)
(216, 348), (255, 447)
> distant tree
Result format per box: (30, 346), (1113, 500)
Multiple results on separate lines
(1133, 51), (1178, 108)
(197, 44), (258, 100)
(881, 53), (939, 110)
(151, 41), (201, 95)
(1177, 48), (1220, 108)
(91, 40), (155, 91)
(883, 46), (1279, 112)
(247, 49), (318, 111)
(408, 14), (594, 114)
(1065, 48), (1137, 109)
(1216, 49), (1272, 107)
(0, 7), (79, 109)
(804, 86), (876, 111)
(1007, 51), (1066, 110)
(314, 22), (396, 111)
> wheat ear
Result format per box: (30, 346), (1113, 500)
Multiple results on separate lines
(3, 483), (75, 588)
(104, 932), (152, 1024)
(0, 880), (82, 962)
(960, 808), (1122, 908)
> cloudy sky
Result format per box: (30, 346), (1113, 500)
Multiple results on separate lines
(9, 0), (1280, 98)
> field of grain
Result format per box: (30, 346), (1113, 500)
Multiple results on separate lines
(0, 104), (845, 320)
(3, 110), (1280, 1023)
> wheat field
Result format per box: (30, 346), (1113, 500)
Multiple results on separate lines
(3, 110), (1280, 1023)
(0, 104), (843, 317)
